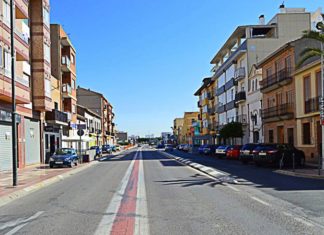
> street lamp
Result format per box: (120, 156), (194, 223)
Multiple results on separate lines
(251, 114), (257, 143)
(317, 22), (324, 170)
(10, 0), (17, 186)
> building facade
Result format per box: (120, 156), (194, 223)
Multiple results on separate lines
(173, 118), (184, 144)
(76, 87), (116, 146)
(181, 112), (199, 145)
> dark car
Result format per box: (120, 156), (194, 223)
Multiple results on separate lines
(90, 146), (102, 158)
(102, 145), (112, 154)
(49, 148), (79, 168)
(226, 145), (242, 160)
(165, 144), (174, 152)
(240, 144), (260, 164)
(198, 144), (208, 154)
(253, 144), (305, 168)
(203, 145), (219, 155)
(215, 145), (230, 158)
(156, 144), (165, 149)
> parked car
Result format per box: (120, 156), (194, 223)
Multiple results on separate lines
(165, 144), (174, 152)
(182, 144), (190, 152)
(203, 145), (219, 155)
(90, 146), (102, 158)
(177, 144), (185, 150)
(157, 144), (165, 149)
(240, 144), (260, 164)
(198, 144), (208, 154)
(226, 145), (242, 160)
(102, 144), (112, 154)
(253, 144), (305, 168)
(215, 145), (230, 158)
(49, 148), (79, 168)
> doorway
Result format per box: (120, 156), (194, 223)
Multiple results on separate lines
(287, 128), (294, 145)
(277, 126), (284, 143)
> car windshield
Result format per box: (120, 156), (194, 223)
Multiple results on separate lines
(90, 146), (98, 149)
(55, 149), (73, 155)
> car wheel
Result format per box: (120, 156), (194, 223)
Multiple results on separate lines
(69, 161), (73, 168)
(50, 164), (54, 168)
(74, 160), (78, 166)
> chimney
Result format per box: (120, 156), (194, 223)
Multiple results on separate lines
(279, 2), (286, 13)
(259, 15), (265, 25)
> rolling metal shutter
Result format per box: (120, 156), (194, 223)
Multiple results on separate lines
(25, 119), (41, 165)
(0, 123), (12, 171)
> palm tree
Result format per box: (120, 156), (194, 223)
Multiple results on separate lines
(297, 22), (324, 68)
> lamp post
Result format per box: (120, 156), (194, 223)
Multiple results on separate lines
(318, 22), (324, 170)
(10, 0), (17, 186)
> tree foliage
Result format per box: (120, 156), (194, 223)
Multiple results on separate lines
(219, 122), (243, 139)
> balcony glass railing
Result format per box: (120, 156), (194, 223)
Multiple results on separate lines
(15, 26), (29, 44)
(62, 84), (72, 95)
(61, 56), (71, 69)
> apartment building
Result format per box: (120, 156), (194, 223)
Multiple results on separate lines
(246, 65), (264, 143)
(180, 111), (199, 145)
(209, 7), (312, 145)
(194, 77), (217, 144)
(50, 24), (78, 148)
(173, 117), (184, 144)
(0, 0), (53, 170)
(76, 87), (116, 146)
(294, 41), (322, 163)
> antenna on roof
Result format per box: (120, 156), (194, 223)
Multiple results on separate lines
(279, 1), (285, 9)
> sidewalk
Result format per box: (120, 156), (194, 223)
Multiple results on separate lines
(276, 168), (324, 179)
(0, 161), (97, 208)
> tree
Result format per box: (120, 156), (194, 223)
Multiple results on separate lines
(219, 122), (243, 143)
(297, 22), (324, 68)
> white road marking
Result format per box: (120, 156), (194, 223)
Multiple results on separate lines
(293, 217), (314, 227)
(135, 150), (150, 235)
(94, 150), (138, 235)
(283, 212), (292, 217)
(250, 196), (270, 206)
(0, 211), (44, 235)
(226, 184), (240, 192)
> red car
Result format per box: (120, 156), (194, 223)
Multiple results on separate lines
(226, 145), (242, 160)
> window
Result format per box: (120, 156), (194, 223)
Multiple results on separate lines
(276, 92), (283, 105)
(304, 75), (311, 102)
(266, 68), (272, 78)
(252, 80), (254, 91)
(4, 49), (11, 77)
(54, 102), (58, 110)
(44, 43), (51, 63)
(269, 130), (274, 143)
(0, 45), (2, 67)
(71, 79), (76, 90)
(2, 0), (10, 26)
(302, 123), (311, 145)
(72, 104), (76, 114)
(202, 105), (208, 113)
(45, 79), (51, 98)
(71, 54), (75, 64)
(248, 79), (251, 91)
(285, 56), (292, 73)
(255, 79), (258, 90)
(316, 71), (322, 97)
(43, 7), (50, 27)
(286, 90), (294, 105)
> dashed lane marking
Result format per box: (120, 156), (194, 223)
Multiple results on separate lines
(250, 196), (270, 207)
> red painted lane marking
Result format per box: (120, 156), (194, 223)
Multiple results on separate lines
(110, 157), (140, 235)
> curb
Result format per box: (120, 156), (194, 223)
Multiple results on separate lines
(0, 161), (98, 208)
(159, 151), (238, 183)
(275, 170), (324, 179)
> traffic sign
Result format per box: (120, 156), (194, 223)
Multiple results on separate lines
(77, 129), (84, 136)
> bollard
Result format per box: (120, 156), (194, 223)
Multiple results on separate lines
(292, 152), (295, 172)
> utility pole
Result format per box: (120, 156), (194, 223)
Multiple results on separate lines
(10, 0), (17, 186)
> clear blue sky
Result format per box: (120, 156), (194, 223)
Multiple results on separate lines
(51, 0), (323, 137)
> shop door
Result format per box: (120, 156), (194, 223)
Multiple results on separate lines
(0, 123), (12, 171)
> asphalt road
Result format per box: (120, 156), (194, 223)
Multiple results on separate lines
(0, 147), (323, 235)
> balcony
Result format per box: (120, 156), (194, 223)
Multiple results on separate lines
(207, 92), (214, 100)
(235, 114), (248, 125)
(261, 103), (294, 122)
(260, 68), (293, 93)
(198, 100), (202, 107)
(15, 0), (28, 19)
(215, 85), (225, 96)
(226, 100), (237, 110)
(234, 67), (246, 81)
(217, 104), (226, 113)
(225, 78), (238, 91)
(61, 56), (71, 72)
(45, 109), (68, 125)
(208, 107), (215, 115)
(305, 96), (320, 114)
(235, 91), (246, 103)
(62, 84), (72, 98)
